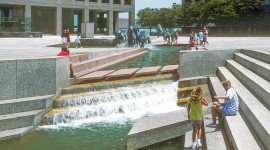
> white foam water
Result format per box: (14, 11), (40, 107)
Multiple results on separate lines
(41, 81), (181, 129)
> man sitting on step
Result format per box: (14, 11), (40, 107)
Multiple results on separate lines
(211, 80), (239, 125)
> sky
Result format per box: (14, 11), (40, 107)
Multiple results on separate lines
(120, 0), (181, 18)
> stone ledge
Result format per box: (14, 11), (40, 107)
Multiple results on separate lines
(127, 109), (191, 150)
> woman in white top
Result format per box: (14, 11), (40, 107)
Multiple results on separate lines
(76, 32), (82, 48)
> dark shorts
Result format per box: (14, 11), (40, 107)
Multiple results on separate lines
(67, 38), (70, 42)
(191, 120), (202, 125)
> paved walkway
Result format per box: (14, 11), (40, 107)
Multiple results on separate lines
(0, 35), (270, 59)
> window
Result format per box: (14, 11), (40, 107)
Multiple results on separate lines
(102, 0), (109, 3)
(114, 0), (121, 4)
(125, 0), (131, 5)
(89, 0), (97, 2)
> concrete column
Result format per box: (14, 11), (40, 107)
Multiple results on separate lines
(107, 10), (114, 35)
(83, 8), (89, 22)
(128, 11), (135, 26)
(25, 4), (31, 18)
(121, 0), (124, 5)
(24, 4), (31, 32)
(114, 11), (119, 33)
(56, 6), (62, 35)
(94, 11), (98, 33)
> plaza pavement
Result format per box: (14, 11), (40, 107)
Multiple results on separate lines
(0, 35), (270, 59)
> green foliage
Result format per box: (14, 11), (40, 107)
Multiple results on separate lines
(234, 0), (263, 25)
(136, 0), (264, 28)
(202, 0), (237, 25)
(137, 8), (158, 28)
(179, 1), (206, 26)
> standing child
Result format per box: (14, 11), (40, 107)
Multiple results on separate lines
(76, 32), (82, 48)
(187, 86), (208, 149)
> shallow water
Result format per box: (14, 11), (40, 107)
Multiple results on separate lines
(110, 45), (185, 70)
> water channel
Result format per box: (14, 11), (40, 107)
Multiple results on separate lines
(0, 46), (186, 150)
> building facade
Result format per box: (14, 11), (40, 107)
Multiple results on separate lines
(0, 0), (135, 35)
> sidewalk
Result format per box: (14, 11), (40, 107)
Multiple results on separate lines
(0, 35), (269, 59)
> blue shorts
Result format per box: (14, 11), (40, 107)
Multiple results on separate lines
(222, 108), (237, 116)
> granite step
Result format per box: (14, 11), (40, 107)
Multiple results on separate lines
(0, 110), (44, 132)
(234, 53), (270, 82)
(241, 49), (270, 64)
(73, 51), (149, 78)
(70, 53), (88, 63)
(207, 77), (230, 149)
(184, 130), (193, 150)
(217, 67), (269, 149)
(0, 126), (33, 141)
(226, 60), (270, 108)
(0, 95), (52, 115)
(73, 49), (147, 74)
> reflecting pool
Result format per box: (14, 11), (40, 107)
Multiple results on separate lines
(110, 46), (185, 70)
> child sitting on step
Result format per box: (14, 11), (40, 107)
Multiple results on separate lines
(187, 85), (208, 149)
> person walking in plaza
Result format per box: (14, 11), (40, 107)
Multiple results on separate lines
(66, 29), (71, 48)
(203, 27), (209, 46)
(187, 85), (208, 149)
(211, 80), (239, 125)
(76, 32), (82, 48)
(57, 45), (76, 78)
(61, 30), (67, 45)
(198, 30), (203, 45)
(175, 32), (179, 45)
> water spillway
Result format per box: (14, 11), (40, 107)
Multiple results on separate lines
(43, 80), (180, 127)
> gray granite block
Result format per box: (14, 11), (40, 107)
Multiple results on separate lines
(56, 57), (70, 97)
(226, 60), (270, 108)
(0, 126), (33, 141)
(0, 60), (17, 100)
(0, 115), (32, 131)
(127, 109), (191, 150)
(179, 50), (240, 79)
(241, 49), (270, 64)
(0, 95), (50, 115)
(179, 51), (202, 79)
(234, 53), (270, 82)
(203, 114), (228, 150)
(184, 130), (193, 150)
(16, 58), (56, 98)
(201, 50), (222, 76)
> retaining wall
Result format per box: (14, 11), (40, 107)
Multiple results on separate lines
(0, 56), (70, 100)
(179, 49), (241, 79)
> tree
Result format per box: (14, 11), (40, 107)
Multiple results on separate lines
(202, 0), (237, 26)
(178, 1), (206, 27)
(234, 0), (263, 26)
(156, 8), (174, 29)
(137, 8), (158, 33)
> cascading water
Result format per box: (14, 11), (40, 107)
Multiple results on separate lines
(42, 81), (181, 128)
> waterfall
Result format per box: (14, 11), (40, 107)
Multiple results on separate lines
(44, 81), (181, 128)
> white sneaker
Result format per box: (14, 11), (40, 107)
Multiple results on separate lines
(192, 142), (196, 150)
(197, 141), (202, 149)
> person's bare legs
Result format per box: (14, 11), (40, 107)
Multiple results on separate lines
(192, 123), (197, 142)
(212, 102), (222, 124)
(192, 123), (197, 149)
(197, 123), (202, 148)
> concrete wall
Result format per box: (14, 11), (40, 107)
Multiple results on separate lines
(0, 57), (70, 100)
(179, 49), (241, 79)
